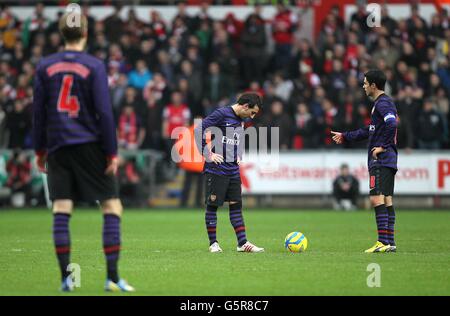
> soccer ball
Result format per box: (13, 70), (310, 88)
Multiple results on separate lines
(285, 232), (308, 253)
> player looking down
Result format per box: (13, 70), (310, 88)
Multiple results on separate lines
(196, 93), (265, 253)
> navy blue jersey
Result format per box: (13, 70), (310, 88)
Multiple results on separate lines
(196, 106), (244, 178)
(32, 50), (117, 157)
(343, 94), (398, 170)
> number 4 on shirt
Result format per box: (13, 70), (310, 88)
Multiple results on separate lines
(57, 74), (80, 118)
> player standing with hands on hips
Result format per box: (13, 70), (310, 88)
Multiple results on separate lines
(331, 69), (398, 253)
(196, 93), (265, 253)
(32, 12), (134, 291)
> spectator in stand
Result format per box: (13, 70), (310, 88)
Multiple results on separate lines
(162, 91), (191, 161)
(417, 99), (446, 149)
(124, 8), (145, 45)
(246, 81), (265, 98)
(272, 72), (294, 103)
(381, 5), (398, 33)
(118, 104), (146, 150)
(171, 17), (190, 54)
(318, 98), (340, 148)
(0, 105), (7, 148)
(177, 60), (203, 110)
(203, 62), (233, 113)
(167, 36), (183, 66)
(0, 5), (20, 51)
(143, 72), (169, 109)
(293, 102), (318, 149)
(318, 11), (345, 50)
(211, 23), (237, 78)
(177, 78), (200, 118)
(350, 2), (370, 35)
(137, 38), (157, 70)
(272, 3), (296, 72)
(186, 44), (204, 72)
(128, 59), (152, 90)
(397, 84), (423, 132)
(155, 50), (175, 89)
(174, 1), (193, 30)
(44, 31), (62, 55)
(341, 94), (360, 133)
(223, 12), (243, 50)
(103, 3), (123, 43)
(196, 20), (213, 61)
(6, 99), (31, 149)
(121, 86), (143, 114)
(290, 38), (319, 79)
(142, 73), (168, 150)
(406, 3), (428, 37)
(110, 74), (129, 117)
(332, 163), (360, 211)
(372, 36), (400, 70)
(119, 33), (140, 67)
(327, 59), (347, 106)
(193, 0), (214, 31)
(150, 10), (168, 44)
(21, 3), (48, 49)
(6, 150), (32, 207)
(117, 157), (142, 207)
(259, 100), (293, 150)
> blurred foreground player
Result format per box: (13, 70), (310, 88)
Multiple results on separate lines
(331, 70), (398, 253)
(32, 12), (134, 291)
(196, 93), (264, 253)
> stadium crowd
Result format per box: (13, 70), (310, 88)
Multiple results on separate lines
(1, 1), (449, 155)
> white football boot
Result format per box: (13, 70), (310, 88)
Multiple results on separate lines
(209, 242), (223, 253)
(237, 241), (264, 253)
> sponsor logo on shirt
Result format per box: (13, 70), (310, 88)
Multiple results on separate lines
(222, 132), (240, 146)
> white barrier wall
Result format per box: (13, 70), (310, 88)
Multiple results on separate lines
(344, 4), (437, 24)
(240, 151), (450, 195)
(9, 5), (277, 23)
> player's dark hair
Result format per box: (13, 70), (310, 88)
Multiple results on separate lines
(59, 12), (88, 44)
(237, 93), (263, 109)
(365, 69), (386, 91)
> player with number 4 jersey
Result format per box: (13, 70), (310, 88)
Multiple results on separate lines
(32, 12), (134, 292)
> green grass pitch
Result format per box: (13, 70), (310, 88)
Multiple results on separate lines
(0, 208), (449, 296)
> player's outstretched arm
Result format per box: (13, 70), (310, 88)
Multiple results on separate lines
(331, 131), (344, 144)
(333, 126), (370, 144)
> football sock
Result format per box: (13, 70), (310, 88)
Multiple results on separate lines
(387, 205), (396, 246)
(103, 214), (121, 283)
(229, 202), (247, 247)
(53, 213), (71, 281)
(205, 205), (218, 245)
(374, 204), (389, 245)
